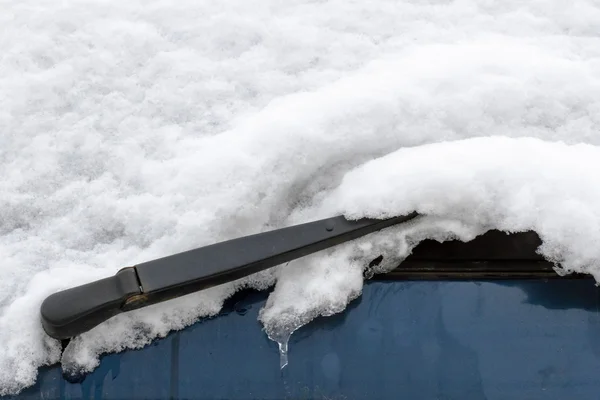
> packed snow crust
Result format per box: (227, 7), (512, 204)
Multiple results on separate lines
(2, 0), (600, 394)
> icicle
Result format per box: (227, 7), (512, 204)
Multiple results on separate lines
(277, 333), (291, 370)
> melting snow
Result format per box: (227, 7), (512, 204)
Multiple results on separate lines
(2, 0), (600, 394)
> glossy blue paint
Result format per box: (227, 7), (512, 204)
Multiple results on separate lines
(8, 279), (600, 400)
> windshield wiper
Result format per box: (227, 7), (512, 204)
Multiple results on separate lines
(40, 213), (418, 339)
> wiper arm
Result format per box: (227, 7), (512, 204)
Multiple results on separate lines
(40, 213), (418, 339)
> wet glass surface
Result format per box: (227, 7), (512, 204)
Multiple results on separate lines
(10, 278), (600, 400)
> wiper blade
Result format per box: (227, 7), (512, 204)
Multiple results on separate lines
(40, 213), (418, 339)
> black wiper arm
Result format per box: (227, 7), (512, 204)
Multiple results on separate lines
(40, 213), (418, 339)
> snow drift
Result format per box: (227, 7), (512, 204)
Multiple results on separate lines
(1, 0), (600, 394)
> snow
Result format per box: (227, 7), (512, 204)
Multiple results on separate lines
(2, 0), (600, 394)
